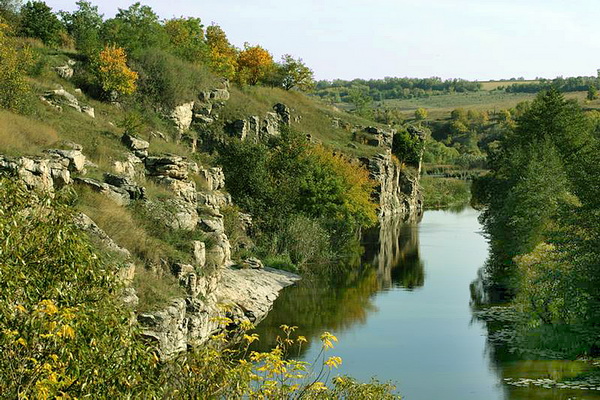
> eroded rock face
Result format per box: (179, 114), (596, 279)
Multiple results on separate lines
(145, 155), (190, 180)
(0, 155), (71, 193)
(171, 102), (195, 133)
(74, 177), (131, 206)
(138, 267), (300, 359)
(363, 149), (423, 220)
(122, 134), (149, 159)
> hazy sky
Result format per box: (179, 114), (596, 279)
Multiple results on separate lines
(45, 0), (600, 81)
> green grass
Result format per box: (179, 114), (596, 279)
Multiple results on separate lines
(221, 86), (385, 158)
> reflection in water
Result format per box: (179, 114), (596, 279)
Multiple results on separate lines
(252, 215), (423, 353)
(253, 208), (600, 399)
(362, 217), (424, 290)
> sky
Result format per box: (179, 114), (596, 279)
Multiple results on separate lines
(44, 0), (600, 82)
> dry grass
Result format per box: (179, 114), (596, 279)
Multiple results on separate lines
(0, 109), (59, 155)
(221, 86), (382, 157)
(76, 187), (174, 265)
(479, 80), (540, 91)
(133, 266), (184, 312)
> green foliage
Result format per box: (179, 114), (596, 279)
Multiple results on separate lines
(588, 84), (599, 101)
(219, 130), (377, 268)
(0, 22), (34, 112)
(164, 16), (208, 64)
(0, 178), (157, 398)
(420, 177), (470, 209)
(0, 178), (399, 398)
(59, 0), (103, 56)
(422, 139), (459, 164)
(19, 1), (63, 46)
(347, 86), (372, 117)
(205, 23), (237, 80)
(414, 107), (427, 120)
(476, 88), (600, 354)
(278, 54), (315, 91)
(101, 2), (167, 54)
(392, 129), (424, 166)
(132, 48), (215, 109)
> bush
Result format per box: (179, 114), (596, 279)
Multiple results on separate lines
(0, 22), (34, 112)
(93, 44), (138, 98)
(132, 48), (215, 109)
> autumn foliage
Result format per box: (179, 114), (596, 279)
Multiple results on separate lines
(94, 45), (138, 96)
(236, 43), (274, 85)
(205, 24), (237, 80)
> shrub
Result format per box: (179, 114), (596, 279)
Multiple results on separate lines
(236, 43), (274, 85)
(0, 22), (34, 112)
(132, 48), (215, 109)
(93, 44), (138, 97)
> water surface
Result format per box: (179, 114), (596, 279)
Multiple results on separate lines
(253, 207), (599, 400)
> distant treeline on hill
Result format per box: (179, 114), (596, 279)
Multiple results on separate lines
(503, 76), (600, 94)
(314, 77), (482, 102)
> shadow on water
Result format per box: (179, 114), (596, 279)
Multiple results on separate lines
(251, 214), (424, 354)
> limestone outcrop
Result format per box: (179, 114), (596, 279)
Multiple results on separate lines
(41, 88), (95, 118)
(0, 155), (72, 193)
(363, 149), (423, 220)
(138, 266), (299, 359)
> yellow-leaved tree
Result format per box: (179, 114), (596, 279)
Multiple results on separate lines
(205, 24), (237, 80)
(0, 20), (34, 111)
(236, 43), (274, 85)
(94, 44), (138, 98)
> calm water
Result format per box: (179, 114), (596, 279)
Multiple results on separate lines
(253, 207), (599, 400)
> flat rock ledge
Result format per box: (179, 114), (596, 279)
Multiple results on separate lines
(139, 266), (300, 359)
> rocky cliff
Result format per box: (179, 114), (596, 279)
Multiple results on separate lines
(1, 73), (423, 359)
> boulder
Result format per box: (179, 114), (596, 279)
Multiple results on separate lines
(144, 198), (199, 231)
(41, 88), (94, 118)
(273, 103), (291, 126)
(44, 149), (86, 173)
(103, 173), (146, 200)
(262, 112), (280, 137)
(242, 257), (264, 270)
(121, 133), (149, 159)
(0, 155), (71, 193)
(197, 167), (225, 191)
(171, 101), (195, 133)
(145, 155), (189, 180)
(74, 177), (131, 206)
(199, 215), (225, 234)
(113, 154), (144, 179)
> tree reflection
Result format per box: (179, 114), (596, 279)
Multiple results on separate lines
(252, 215), (425, 354)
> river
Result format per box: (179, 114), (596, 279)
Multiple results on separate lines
(252, 206), (600, 400)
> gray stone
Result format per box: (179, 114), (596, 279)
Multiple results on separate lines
(74, 177), (131, 206)
(121, 133), (149, 159)
(242, 257), (263, 270)
(171, 101), (195, 132)
(192, 241), (206, 269)
(55, 62), (74, 79)
(45, 149), (86, 173)
(0, 155), (71, 193)
(145, 155), (189, 180)
(273, 103), (291, 126)
(103, 173), (146, 200)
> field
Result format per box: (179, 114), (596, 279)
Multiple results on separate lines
(372, 90), (598, 120)
(478, 80), (539, 91)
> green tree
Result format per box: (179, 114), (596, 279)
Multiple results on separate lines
(278, 54), (315, 91)
(59, 0), (103, 56)
(587, 84), (598, 100)
(102, 2), (167, 54)
(0, 0), (22, 25)
(164, 16), (208, 63)
(348, 87), (372, 117)
(20, 1), (63, 46)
